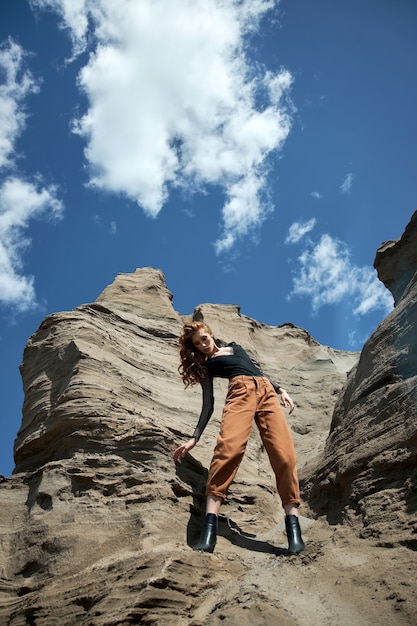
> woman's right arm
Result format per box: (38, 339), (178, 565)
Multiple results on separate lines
(191, 375), (214, 441)
(172, 376), (214, 461)
(172, 437), (197, 461)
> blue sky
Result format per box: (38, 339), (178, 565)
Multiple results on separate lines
(1, 0), (416, 476)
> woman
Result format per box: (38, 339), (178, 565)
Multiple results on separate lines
(173, 321), (304, 555)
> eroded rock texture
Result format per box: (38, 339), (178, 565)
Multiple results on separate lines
(2, 207), (417, 625)
(0, 268), (360, 625)
(303, 212), (417, 548)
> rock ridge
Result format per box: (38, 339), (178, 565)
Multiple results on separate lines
(1, 212), (416, 625)
(302, 211), (417, 551)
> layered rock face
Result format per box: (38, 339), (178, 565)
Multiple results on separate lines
(1, 206), (416, 624)
(0, 268), (358, 625)
(303, 212), (417, 548)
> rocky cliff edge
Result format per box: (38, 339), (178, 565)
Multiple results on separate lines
(302, 211), (417, 552)
(0, 208), (416, 626)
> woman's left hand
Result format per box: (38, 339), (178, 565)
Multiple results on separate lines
(279, 389), (294, 414)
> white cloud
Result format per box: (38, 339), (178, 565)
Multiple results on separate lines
(341, 172), (354, 194)
(288, 233), (393, 317)
(0, 177), (63, 312)
(311, 191), (322, 199)
(109, 220), (116, 235)
(264, 69), (293, 106)
(30, 0), (90, 58)
(0, 38), (39, 169)
(30, 0), (293, 253)
(0, 39), (64, 312)
(285, 218), (316, 244)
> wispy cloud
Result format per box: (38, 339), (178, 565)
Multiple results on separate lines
(285, 218), (316, 244)
(0, 38), (63, 313)
(30, 0), (293, 254)
(0, 38), (39, 169)
(0, 177), (63, 311)
(288, 232), (393, 317)
(340, 172), (354, 194)
(310, 191), (322, 200)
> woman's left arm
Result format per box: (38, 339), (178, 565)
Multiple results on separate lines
(270, 380), (295, 414)
(278, 388), (295, 413)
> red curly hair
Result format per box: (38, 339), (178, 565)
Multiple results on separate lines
(178, 321), (213, 387)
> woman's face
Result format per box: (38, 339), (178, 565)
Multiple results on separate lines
(191, 328), (216, 357)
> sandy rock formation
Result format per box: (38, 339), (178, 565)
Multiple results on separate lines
(302, 212), (417, 550)
(0, 217), (416, 626)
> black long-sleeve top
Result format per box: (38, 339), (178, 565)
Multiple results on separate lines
(191, 342), (280, 441)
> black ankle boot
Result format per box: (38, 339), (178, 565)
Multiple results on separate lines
(194, 513), (218, 553)
(285, 515), (305, 555)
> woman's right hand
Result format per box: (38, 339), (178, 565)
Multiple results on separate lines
(173, 437), (196, 462)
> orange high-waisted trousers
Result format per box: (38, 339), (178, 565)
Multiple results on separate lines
(206, 376), (300, 508)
